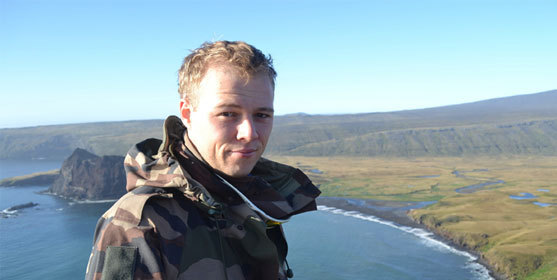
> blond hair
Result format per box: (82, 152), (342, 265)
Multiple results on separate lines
(178, 41), (277, 107)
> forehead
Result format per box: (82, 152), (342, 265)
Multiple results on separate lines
(196, 67), (274, 108)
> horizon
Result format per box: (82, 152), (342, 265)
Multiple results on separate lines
(2, 0), (556, 128)
(2, 88), (554, 129)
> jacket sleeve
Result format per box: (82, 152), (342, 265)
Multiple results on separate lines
(85, 213), (165, 280)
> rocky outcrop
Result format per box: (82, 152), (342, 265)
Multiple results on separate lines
(49, 148), (126, 200)
(7, 202), (39, 211)
(1, 202), (39, 218)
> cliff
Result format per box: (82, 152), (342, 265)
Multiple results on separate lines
(49, 148), (126, 200)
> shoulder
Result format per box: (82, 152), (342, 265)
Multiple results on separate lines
(101, 186), (174, 226)
(101, 186), (206, 234)
(253, 157), (321, 198)
(252, 157), (321, 216)
(87, 187), (180, 280)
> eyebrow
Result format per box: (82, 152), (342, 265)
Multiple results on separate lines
(216, 103), (274, 113)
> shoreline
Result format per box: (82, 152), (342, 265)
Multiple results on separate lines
(316, 196), (506, 280)
(316, 197), (433, 228)
(22, 187), (507, 278)
(39, 189), (118, 204)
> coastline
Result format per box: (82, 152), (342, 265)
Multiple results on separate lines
(317, 197), (434, 228)
(316, 196), (506, 280)
(39, 189), (118, 204)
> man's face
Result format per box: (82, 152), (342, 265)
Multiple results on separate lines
(180, 67), (274, 177)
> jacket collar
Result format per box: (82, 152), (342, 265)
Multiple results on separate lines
(123, 116), (320, 219)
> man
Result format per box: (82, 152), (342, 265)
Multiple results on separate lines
(85, 41), (320, 280)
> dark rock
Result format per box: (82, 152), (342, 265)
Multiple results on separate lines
(49, 148), (126, 200)
(7, 202), (39, 211)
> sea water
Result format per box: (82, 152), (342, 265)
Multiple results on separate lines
(285, 207), (492, 280)
(0, 160), (492, 279)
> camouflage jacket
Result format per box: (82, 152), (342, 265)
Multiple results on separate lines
(85, 116), (321, 280)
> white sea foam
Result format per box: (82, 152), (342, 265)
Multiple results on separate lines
(317, 205), (494, 280)
(2, 209), (18, 215)
(1, 209), (18, 218)
(72, 199), (117, 204)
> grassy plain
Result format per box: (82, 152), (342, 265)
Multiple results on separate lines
(269, 155), (557, 280)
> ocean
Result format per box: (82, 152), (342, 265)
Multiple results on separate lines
(0, 160), (493, 279)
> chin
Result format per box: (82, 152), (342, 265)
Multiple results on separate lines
(224, 157), (259, 176)
(226, 163), (256, 178)
(221, 171), (246, 178)
(227, 168), (251, 178)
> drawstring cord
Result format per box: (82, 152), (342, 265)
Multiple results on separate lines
(215, 174), (290, 225)
(285, 258), (294, 278)
(213, 175), (295, 279)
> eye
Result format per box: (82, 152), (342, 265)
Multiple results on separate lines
(255, 112), (273, 119)
(219, 112), (237, 117)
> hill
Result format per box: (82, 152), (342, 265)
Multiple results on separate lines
(267, 90), (557, 155)
(0, 90), (556, 159)
(0, 120), (162, 159)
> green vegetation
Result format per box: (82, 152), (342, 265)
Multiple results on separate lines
(282, 119), (557, 157)
(269, 155), (557, 280)
(0, 169), (59, 186)
(0, 120), (163, 159)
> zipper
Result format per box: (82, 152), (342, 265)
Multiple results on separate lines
(209, 204), (230, 280)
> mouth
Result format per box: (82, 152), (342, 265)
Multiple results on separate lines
(230, 148), (258, 158)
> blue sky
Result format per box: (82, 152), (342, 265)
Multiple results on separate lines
(1, 0), (556, 128)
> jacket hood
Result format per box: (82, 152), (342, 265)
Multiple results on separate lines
(123, 116), (320, 219)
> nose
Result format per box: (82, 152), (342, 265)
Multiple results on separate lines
(237, 117), (259, 142)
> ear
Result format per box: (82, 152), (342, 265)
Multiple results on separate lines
(179, 99), (192, 128)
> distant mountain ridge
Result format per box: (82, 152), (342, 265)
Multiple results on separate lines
(267, 90), (557, 156)
(1, 90), (556, 159)
(284, 119), (557, 157)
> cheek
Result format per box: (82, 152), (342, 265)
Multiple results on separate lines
(209, 122), (238, 148)
(258, 124), (273, 141)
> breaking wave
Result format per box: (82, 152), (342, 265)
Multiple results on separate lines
(1, 208), (18, 218)
(317, 205), (494, 280)
(71, 199), (117, 204)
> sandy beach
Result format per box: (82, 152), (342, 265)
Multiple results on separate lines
(317, 196), (506, 280)
(317, 197), (434, 228)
